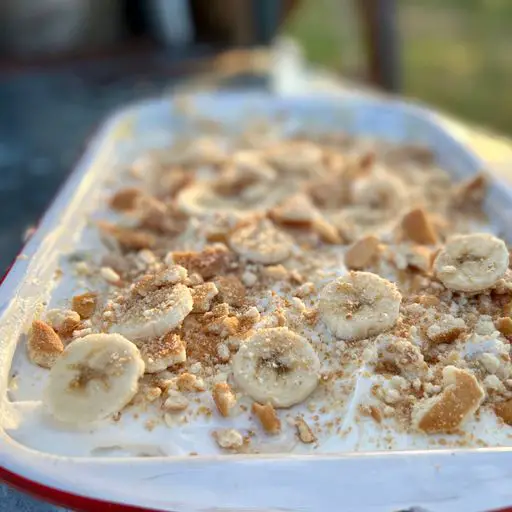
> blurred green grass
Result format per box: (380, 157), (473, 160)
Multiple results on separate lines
(284, 0), (512, 134)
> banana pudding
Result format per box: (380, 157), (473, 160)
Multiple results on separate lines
(14, 126), (512, 456)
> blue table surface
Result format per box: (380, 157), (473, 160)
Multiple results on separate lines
(0, 485), (67, 511)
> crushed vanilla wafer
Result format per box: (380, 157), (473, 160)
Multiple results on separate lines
(45, 309), (81, 338)
(27, 320), (64, 369)
(109, 187), (142, 211)
(344, 235), (380, 270)
(176, 373), (206, 392)
(426, 315), (466, 344)
(401, 208), (438, 245)
(213, 428), (244, 450)
(252, 402), (281, 434)
(295, 417), (316, 444)
(139, 333), (186, 373)
(495, 399), (512, 425)
(72, 292), (98, 320)
(212, 382), (236, 417)
(191, 282), (219, 313)
(412, 366), (485, 433)
(163, 390), (189, 412)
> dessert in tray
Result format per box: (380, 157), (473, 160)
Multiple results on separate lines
(7, 119), (512, 456)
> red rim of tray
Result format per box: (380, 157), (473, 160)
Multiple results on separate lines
(0, 465), (164, 511)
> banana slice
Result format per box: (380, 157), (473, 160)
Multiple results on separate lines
(177, 182), (289, 217)
(229, 218), (293, 264)
(228, 150), (276, 183)
(330, 172), (407, 241)
(265, 141), (324, 176)
(329, 207), (394, 243)
(167, 137), (226, 167)
(270, 193), (319, 226)
(212, 151), (277, 198)
(319, 271), (402, 340)
(232, 327), (320, 408)
(434, 233), (509, 292)
(110, 283), (192, 340)
(44, 333), (144, 423)
(351, 171), (408, 216)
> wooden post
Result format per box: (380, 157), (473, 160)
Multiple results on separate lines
(357, 0), (400, 92)
(231, 0), (255, 46)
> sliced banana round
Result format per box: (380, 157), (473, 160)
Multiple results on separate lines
(229, 218), (293, 264)
(232, 327), (320, 408)
(212, 151), (277, 198)
(176, 182), (290, 217)
(270, 193), (319, 226)
(44, 333), (144, 423)
(265, 141), (324, 176)
(168, 137), (227, 167)
(351, 171), (408, 215)
(434, 233), (509, 292)
(231, 150), (277, 182)
(110, 283), (193, 340)
(319, 271), (402, 340)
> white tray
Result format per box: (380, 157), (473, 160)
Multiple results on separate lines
(1, 93), (512, 512)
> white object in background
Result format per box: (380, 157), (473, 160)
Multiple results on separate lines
(148, 0), (194, 47)
(269, 37), (308, 96)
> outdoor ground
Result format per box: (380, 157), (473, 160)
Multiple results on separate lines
(285, 0), (512, 135)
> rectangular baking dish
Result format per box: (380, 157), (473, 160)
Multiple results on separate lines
(1, 93), (512, 512)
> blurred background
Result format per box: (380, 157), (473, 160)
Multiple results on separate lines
(0, 0), (511, 276)
(287, 0), (512, 133)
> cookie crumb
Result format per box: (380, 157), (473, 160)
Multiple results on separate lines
(144, 386), (162, 402)
(45, 309), (81, 338)
(173, 245), (232, 279)
(360, 404), (383, 424)
(27, 320), (64, 369)
(213, 428), (244, 450)
(241, 270), (257, 287)
(140, 333), (186, 373)
(216, 342), (231, 362)
(212, 382), (236, 417)
(401, 208), (437, 245)
(109, 187), (141, 211)
(262, 264), (289, 280)
(344, 235), (380, 269)
(427, 315), (466, 344)
(412, 366), (484, 433)
(295, 417), (316, 444)
(98, 222), (156, 250)
(72, 292), (98, 319)
(191, 282), (219, 313)
(270, 194), (316, 226)
(252, 402), (281, 434)
(313, 217), (342, 244)
(453, 173), (487, 207)
(176, 372), (206, 392)
(496, 317), (512, 336)
(214, 275), (246, 307)
(100, 266), (121, 284)
(495, 399), (512, 425)
(163, 390), (189, 412)
(479, 353), (501, 374)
